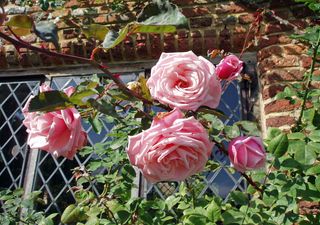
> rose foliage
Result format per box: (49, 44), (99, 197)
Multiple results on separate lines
(0, 0), (319, 225)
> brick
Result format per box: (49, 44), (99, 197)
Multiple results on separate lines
(192, 31), (203, 55)
(163, 33), (176, 52)
(259, 55), (299, 74)
(190, 17), (212, 28)
(262, 84), (285, 100)
(110, 44), (123, 61)
(149, 33), (162, 59)
(264, 23), (293, 35)
(265, 99), (312, 114)
(21, 34), (38, 43)
(136, 33), (148, 59)
(238, 13), (255, 24)
(0, 47), (8, 69)
(257, 34), (291, 49)
(257, 45), (283, 61)
(177, 31), (189, 52)
(219, 27), (231, 52)
(232, 33), (255, 53)
(301, 55), (312, 68)
(283, 44), (307, 55)
(266, 116), (296, 127)
(261, 69), (305, 85)
(290, 5), (315, 18)
(216, 2), (245, 14)
(270, 0), (297, 8)
(181, 6), (210, 17)
(123, 36), (136, 61)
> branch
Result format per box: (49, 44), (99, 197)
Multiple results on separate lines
(0, 31), (166, 108)
(296, 32), (320, 131)
(240, 172), (263, 193)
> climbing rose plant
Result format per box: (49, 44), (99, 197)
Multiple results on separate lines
(0, 0), (319, 225)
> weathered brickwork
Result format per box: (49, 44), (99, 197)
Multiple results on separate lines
(0, 0), (318, 131)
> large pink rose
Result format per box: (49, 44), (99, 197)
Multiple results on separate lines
(228, 136), (266, 173)
(216, 55), (243, 80)
(22, 84), (87, 160)
(147, 51), (221, 111)
(127, 108), (214, 183)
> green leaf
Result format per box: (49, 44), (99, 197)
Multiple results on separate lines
(268, 133), (289, 158)
(130, 23), (176, 33)
(236, 121), (260, 136)
(266, 127), (282, 140)
(29, 91), (72, 112)
(102, 25), (129, 49)
(306, 164), (320, 175)
(116, 210), (131, 224)
(61, 205), (86, 224)
(308, 130), (320, 142)
(89, 115), (103, 134)
(206, 200), (221, 222)
(137, 0), (188, 29)
(281, 158), (301, 169)
(165, 196), (181, 210)
(287, 132), (305, 140)
(88, 99), (118, 117)
(222, 210), (244, 225)
(82, 24), (109, 41)
(295, 145), (316, 165)
(209, 115), (224, 135)
(306, 141), (320, 154)
(69, 89), (98, 106)
(5, 15), (33, 29)
(224, 125), (241, 139)
(123, 164), (136, 177)
(230, 191), (249, 205)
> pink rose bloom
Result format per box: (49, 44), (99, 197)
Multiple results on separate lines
(147, 51), (221, 111)
(127, 108), (213, 183)
(22, 84), (87, 160)
(216, 55), (243, 80)
(228, 136), (266, 173)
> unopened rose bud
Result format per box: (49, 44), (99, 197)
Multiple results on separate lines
(228, 136), (266, 172)
(216, 55), (243, 80)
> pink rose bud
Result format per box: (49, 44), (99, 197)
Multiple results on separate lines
(22, 84), (87, 160)
(228, 136), (266, 173)
(216, 55), (243, 80)
(147, 51), (221, 111)
(127, 108), (214, 183)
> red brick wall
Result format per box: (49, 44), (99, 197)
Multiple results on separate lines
(0, 0), (317, 131)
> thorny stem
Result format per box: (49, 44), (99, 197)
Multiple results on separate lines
(296, 32), (320, 131)
(0, 31), (171, 110)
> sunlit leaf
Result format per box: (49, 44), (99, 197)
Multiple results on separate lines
(102, 25), (129, 50)
(137, 0), (188, 29)
(82, 24), (109, 41)
(5, 15), (33, 29)
(130, 23), (176, 33)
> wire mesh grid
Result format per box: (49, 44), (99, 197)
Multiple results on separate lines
(143, 80), (246, 201)
(0, 81), (40, 191)
(32, 73), (140, 214)
(0, 73), (248, 216)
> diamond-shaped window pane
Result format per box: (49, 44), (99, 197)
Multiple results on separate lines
(0, 80), (40, 192)
(144, 80), (246, 201)
(33, 73), (141, 214)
